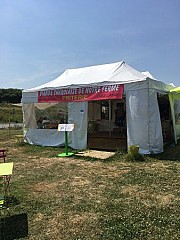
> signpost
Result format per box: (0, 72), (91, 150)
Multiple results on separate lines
(57, 124), (74, 157)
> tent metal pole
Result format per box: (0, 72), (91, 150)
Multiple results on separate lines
(8, 102), (11, 137)
(109, 100), (111, 136)
(147, 81), (151, 152)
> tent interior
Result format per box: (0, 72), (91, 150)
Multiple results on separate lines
(158, 94), (173, 142)
(88, 98), (127, 150)
(168, 87), (180, 144)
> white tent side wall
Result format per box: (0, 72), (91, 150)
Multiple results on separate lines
(68, 102), (88, 150)
(125, 81), (163, 154)
(148, 88), (163, 153)
(126, 89), (149, 154)
(24, 128), (65, 146)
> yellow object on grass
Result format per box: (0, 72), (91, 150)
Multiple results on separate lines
(128, 145), (139, 155)
(0, 162), (14, 176)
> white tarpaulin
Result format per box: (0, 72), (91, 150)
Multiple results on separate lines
(126, 88), (163, 154)
(68, 102), (88, 149)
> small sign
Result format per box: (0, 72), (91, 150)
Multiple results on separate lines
(58, 124), (74, 132)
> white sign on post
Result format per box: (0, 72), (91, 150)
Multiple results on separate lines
(58, 124), (74, 132)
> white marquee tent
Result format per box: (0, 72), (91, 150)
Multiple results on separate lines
(22, 61), (179, 154)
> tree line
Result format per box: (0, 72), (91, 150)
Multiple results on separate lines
(0, 88), (22, 103)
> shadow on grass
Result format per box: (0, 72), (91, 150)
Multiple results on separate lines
(16, 141), (66, 157)
(0, 213), (28, 240)
(150, 142), (180, 161)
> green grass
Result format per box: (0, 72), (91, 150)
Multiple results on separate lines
(0, 103), (23, 123)
(0, 129), (179, 239)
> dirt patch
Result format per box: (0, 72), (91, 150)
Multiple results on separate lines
(68, 212), (98, 224)
(71, 177), (91, 187)
(155, 193), (177, 205)
(121, 184), (179, 207)
(32, 181), (59, 195)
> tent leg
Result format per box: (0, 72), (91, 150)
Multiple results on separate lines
(65, 131), (68, 155)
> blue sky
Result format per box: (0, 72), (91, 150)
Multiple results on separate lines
(0, 0), (179, 89)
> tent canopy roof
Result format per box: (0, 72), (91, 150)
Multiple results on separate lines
(23, 61), (153, 93)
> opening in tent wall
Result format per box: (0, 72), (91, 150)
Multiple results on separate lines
(23, 102), (68, 129)
(87, 98), (127, 150)
(22, 102), (88, 149)
(88, 99), (126, 132)
(174, 100), (180, 126)
(169, 93), (180, 143)
(174, 99), (180, 140)
(157, 94), (174, 143)
(23, 102), (68, 147)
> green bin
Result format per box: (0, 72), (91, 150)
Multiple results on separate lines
(128, 145), (139, 155)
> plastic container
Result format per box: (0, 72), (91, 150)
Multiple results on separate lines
(128, 145), (139, 155)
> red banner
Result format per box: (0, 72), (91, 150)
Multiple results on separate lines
(38, 84), (124, 103)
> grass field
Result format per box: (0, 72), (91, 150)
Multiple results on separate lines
(0, 129), (179, 239)
(0, 103), (23, 123)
